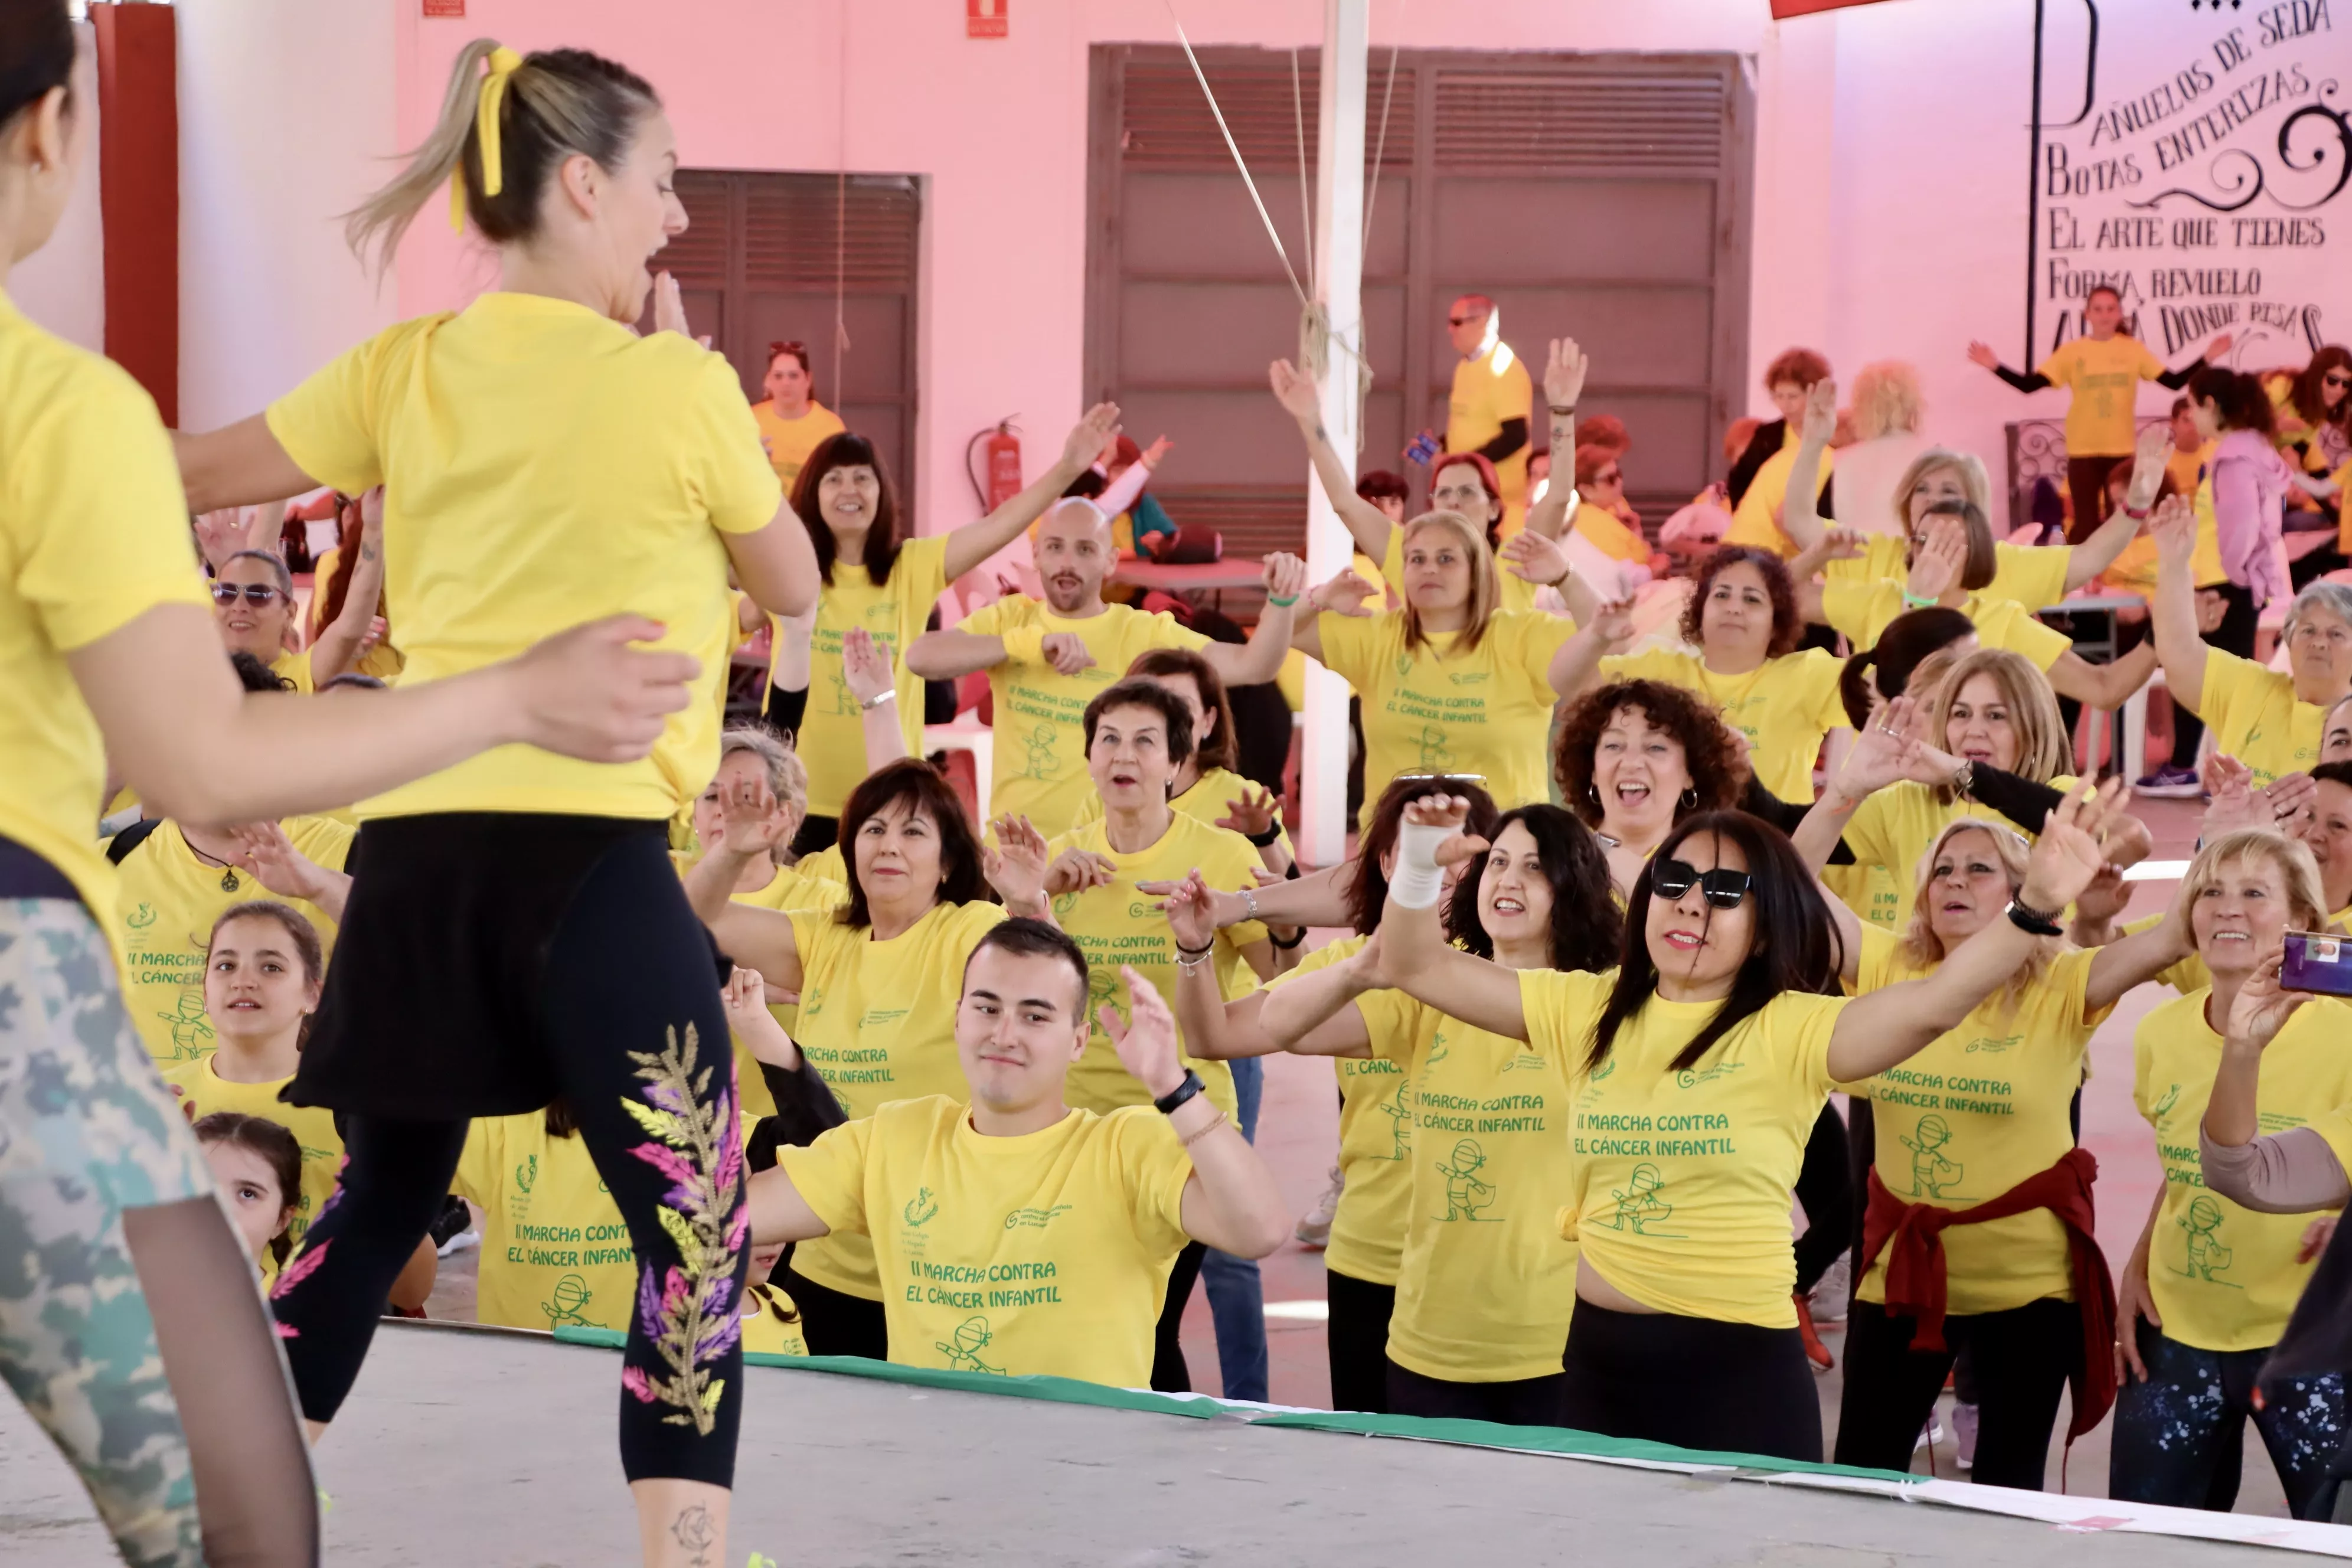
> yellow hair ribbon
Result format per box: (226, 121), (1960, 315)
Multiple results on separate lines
(447, 46), (526, 234)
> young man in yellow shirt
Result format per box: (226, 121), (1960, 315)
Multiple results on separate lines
(1969, 284), (2230, 541)
(747, 919), (1291, 1388)
(750, 340), (845, 493)
(904, 498), (1302, 836)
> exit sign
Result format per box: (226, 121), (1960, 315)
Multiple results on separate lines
(967, 0), (1007, 38)
(423, 0), (465, 16)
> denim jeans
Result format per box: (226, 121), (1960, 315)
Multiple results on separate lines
(1200, 1056), (1269, 1402)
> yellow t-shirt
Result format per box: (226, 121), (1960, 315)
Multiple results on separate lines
(1573, 502), (1648, 565)
(2037, 335), (2166, 458)
(1845, 930), (2108, 1315)
(305, 545), (406, 684)
(2132, 991), (2352, 1351)
(1446, 341), (1534, 507)
(739, 1282), (811, 1358)
(0, 291), (211, 924)
(779, 1097), (1193, 1387)
(1043, 813), (1265, 1123)
(1064, 764), (1293, 863)
(1600, 647), (1846, 803)
(1818, 580), (2073, 673)
(266, 292), (781, 822)
(1841, 778), (2077, 932)
(750, 398), (845, 492)
(784, 898), (1009, 1299)
(781, 533), (951, 816)
(669, 847), (848, 1115)
(1265, 936), (1415, 1289)
(1317, 608), (1574, 826)
(1724, 439), (1835, 558)
(956, 596), (1210, 837)
(266, 649), (318, 694)
(1525, 968), (1850, 1328)
(2194, 646), (2320, 789)
(2103, 485), (2227, 595)
(1376, 528), (1546, 618)
(116, 817), (354, 1064)
(453, 1111), (645, 1334)
(1825, 534), (2075, 612)
(162, 1055), (345, 1271)
(796, 844), (850, 886)
(2168, 438), (2217, 501)
(1379, 988), (1580, 1382)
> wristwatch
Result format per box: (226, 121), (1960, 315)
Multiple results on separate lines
(1154, 1070), (1207, 1116)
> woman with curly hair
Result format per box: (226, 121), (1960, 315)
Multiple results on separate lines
(1554, 678), (1747, 898)
(1552, 547), (1850, 802)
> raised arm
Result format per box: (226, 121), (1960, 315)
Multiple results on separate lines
(1524, 339), (1589, 541)
(942, 405), (1122, 581)
(1198, 553), (1306, 687)
(307, 489), (386, 683)
(2204, 949), (2302, 1151)
(681, 770), (807, 990)
(2044, 641), (2159, 711)
(1371, 798), (1530, 1041)
(1778, 378), (1840, 556)
(1546, 598), (1636, 698)
(2067, 424), (2170, 589)
(840, 628), (915, 771)
(2083, 886), (2195, 1010)
(232, 823), (353, 926)
(1828, 781), (2119, 1081)
(1270, 359), (1397, 563)
(1966, 341), (2053, 395)
(2146, 492), (2209, 716)
(1107, 971), (1291, 1259)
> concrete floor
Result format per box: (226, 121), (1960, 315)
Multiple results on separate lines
(0, 1324), (2324, 1566)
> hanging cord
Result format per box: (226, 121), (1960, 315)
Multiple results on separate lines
(1290, 47), (1315, 286)
(1360, 0), (1406, 259)
(832, 0), (852, 406)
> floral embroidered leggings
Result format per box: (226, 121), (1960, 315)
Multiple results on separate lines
(270, 850), (749, 1487)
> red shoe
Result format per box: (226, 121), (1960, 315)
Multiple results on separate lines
(1795, 1292), (1833, 1371)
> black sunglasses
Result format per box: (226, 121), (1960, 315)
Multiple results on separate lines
(210, 583), (284, 607)
(2326, 371), (2352, 388)
(1651, 857), (1753, 909)
(1447, 315), (1477, 327)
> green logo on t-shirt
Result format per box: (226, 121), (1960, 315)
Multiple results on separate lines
(1898, 1115), (1965, 1200)
(1597, 1162), (1683, 1237)
(1433, 1138), (1500, 1222)
(903, 1187), (939, 1228)
(2174, 1195), (2240, 1286)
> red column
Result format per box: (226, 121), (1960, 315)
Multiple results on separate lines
(91, 2), (177, 426)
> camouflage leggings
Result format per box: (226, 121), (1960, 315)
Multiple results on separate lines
(0, 897), (218, 1566)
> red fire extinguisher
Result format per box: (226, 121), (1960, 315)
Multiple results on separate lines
(967, 419), (1023, 511)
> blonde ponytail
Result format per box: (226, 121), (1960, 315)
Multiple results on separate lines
(342, 41), (661, 279)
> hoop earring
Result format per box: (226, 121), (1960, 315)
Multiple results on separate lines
(1587, 783), (1601, 805)
(1680, 787), (1698, 809)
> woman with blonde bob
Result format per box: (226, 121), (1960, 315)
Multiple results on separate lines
(1296, 509), (1587, 822)
(1822, 360), (1931, 545)
(1795, 723), (2190, 1488)
(2115, 829), (2352, 1518)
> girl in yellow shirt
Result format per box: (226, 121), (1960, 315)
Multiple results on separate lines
(0, 25), (711, 1564)
(1551, 678), (1749, 899)
(1364, 785), (2122, 1462)
(687, 757), (1047, 1357)
(171, 42), (828, 1557)
(1172, 775), (1503, 1415)
(2113, 830), (2352, 1518)
(192, 1112), (303, 1275)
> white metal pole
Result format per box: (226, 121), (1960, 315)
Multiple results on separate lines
(1301, 0), (1367, 868)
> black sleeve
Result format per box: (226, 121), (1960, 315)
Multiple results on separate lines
(747, 1058), (848, 1170)
(1994, 365), (2053, 395)
(1725, 419), (1786, 509)
(2155, 357), (2209, 392)
(1818, 469), (1836, 523)
(1740, 778), (1854, 865)
(1964, 766), (2065, 834)
(1475, 417), (1530, 466)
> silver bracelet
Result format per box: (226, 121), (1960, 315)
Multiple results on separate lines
(860, 688), (896, 712)
(1240, 886), (1260, 923)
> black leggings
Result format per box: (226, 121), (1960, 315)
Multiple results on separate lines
(1833, 1297), (2078, 1488)
(1388, 1358), (1565, 1427)
(1327, 1269), (1396, 1414)
(1793, 1103), (1851, 1297)
(779, 1260), (887, 1359)
(1561, 1301), (1822, 1462)
(270, 842), (749, 1487)
(1152, 1240), (1207, 1392)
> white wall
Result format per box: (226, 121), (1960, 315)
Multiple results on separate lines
(177, 0), (399, 430)
(13, 20), (104, 352)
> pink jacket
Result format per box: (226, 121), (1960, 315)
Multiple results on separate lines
(2211, 427), (2292, 607)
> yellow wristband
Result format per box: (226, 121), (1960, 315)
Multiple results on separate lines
(998, 626), (1047, 665)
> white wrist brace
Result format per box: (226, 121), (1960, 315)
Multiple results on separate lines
(1389, 818), (1453, 909)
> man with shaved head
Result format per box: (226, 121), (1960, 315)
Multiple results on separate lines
(1440, 293), (1535, 534)
(907, 496), (1304, 834)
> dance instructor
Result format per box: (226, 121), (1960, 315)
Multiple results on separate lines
(172, 40), (817, 1568)
(0, 13), (700, 1566)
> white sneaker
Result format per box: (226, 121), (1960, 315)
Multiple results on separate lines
(1809, 1255), (1850, 1324)
(436, 1227), (481, 1258)
(1295, 1164), (1342, 1249)
(1913, 1417), (1945, 1454)
(1953, 1401), (1979, 1471)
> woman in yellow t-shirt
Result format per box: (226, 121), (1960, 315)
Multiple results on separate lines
(208, 547), (353, 693)
(1299, 511), (1585, 826)
(1366, 788), (2119, 1462)
(750, 339), (845, 491)
(2114, 829), (2352, 1518)
(171, 43), (826, 1550)
(2149, 494), (2352, 788)
(764, 409), (1117, 845)
(1173, 775), (1502, 1414)
(1810, 803), (2190, 1487)
(1186, 803), (1622, 1424)
(1551, 678), (1749, 898)
(1557, 547), (1850, 803)
(688, 757), (1044, 1357)
(0, 29), (709, 1562)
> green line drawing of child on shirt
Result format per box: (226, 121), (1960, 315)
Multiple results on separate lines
(1598, 1162), (1680, 1236)
(1415, 726), (1453, 770)
(1378, 1082), (1413, 1161)
(1022, 721), (1060, 780)
(1899, 1114), (1965, 1200)
(1433, 1139), (1499, 1221)
(2174, 1195), (2240, 1285)
(937, 1315), (1007, 1374)
(543, 1273), (596, 1328)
